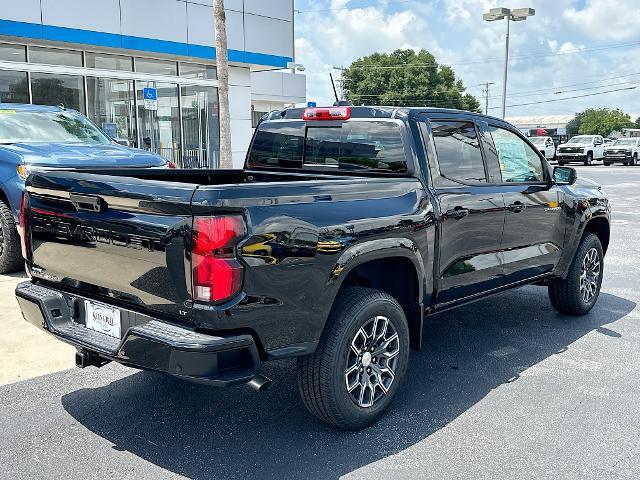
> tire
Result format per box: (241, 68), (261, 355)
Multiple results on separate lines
(634, 154), (638, 166)
(603, 161), (612, 166)
(558, 161), (566, 166)
(0, 199), (23, 274)
(548, 233), (604, 316)
(583, 152), (593, 166)
(297, 287), (410, 430)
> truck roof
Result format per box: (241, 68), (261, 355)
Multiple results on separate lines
(264, 105), (508, 125)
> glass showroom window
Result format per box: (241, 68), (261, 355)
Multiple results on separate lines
(0, 71), (29, 103)
(29, 46), (83, 67)
(181, 85), (220, 168)
(0, 43), (26, 62)
(87, 77), (136, 145)
(135, 58), (178, 76)
(136, 81), (181, 163)
(85, 52), (133, 72)
(179, 62), (217, 80)
(31, 72), (85, 113)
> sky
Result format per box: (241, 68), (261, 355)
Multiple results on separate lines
(293, 0), (640, 119)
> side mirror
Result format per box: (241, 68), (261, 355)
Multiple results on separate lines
(112, 137), (131, 147)
(553, 166), (577, 185)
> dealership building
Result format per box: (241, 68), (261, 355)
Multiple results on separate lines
(0, 0), (306, 168)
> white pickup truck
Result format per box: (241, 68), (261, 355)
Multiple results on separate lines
(603, 137), (640, 166)
(556, 135), (605, 165)
(529, 136), (556, 160)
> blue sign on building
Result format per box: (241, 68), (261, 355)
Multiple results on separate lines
(143, 88), (158, 100)
(307, 101), (317, 108)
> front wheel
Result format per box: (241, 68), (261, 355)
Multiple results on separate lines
(583, 152), (593, 166)
(0, 199), (23, 274)
(634, 154), (639, 166)
(603, 161), (612, 166)
(548, 233), (604, 315)
(297, 287), (410, 430)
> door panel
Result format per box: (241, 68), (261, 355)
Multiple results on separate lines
(435, 187), (506, 303)
(501, 185), (564, 280)
(421, 117), (507, 305)
(482, 124), (565, 281)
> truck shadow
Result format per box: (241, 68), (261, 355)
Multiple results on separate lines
(62, 287), (635, 480)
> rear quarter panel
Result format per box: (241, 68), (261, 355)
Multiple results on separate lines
(191, 177), (435, 355)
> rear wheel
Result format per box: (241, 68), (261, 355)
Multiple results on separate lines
(297, 287), (410, 430)
(0, 199), (23, 274)
(548, 233), (603, 316)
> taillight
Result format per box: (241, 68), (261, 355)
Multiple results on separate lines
(192, 215), (245, 303)
(167, 161), (177, 169)
(19, 192), (27, 258)
(303, 106), (351, 121)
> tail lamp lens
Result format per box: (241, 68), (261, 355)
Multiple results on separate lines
(192, 216), (245, 303)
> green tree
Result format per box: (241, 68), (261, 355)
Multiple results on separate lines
(634, 116), (640, 128)
(577, 108), (634, 137)
(343, 49), (481, 111)
(565, 112), (584, 136)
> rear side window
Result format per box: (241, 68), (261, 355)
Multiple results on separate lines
(431, 121), (486, 183)
(248, 120), (407, 173)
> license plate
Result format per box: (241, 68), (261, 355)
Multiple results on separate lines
(85, 301), (121, 339)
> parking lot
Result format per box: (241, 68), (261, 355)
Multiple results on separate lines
(1, 164), (639, 479)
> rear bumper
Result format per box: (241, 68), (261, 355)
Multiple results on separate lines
(15, 281), (261, 386)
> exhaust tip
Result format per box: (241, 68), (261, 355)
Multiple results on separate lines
(248, 374), (273, 392)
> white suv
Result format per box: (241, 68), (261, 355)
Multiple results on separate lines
(603, 137), (640, 166)
(556, 135), (605, 165)
(529, 136), (556, 160)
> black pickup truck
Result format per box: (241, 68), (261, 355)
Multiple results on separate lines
(16, 106), (610, 429)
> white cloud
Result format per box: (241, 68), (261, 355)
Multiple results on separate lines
(294, 0), (640, 115)
(562, 0), (640, 41)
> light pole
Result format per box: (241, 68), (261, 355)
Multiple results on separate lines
(483, 7), (535, 119)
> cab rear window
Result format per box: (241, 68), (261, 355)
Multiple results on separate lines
(248, 120), (407, 173)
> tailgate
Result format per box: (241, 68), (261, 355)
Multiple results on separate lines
(25, 171), (197, 320)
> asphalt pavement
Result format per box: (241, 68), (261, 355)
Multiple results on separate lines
(1, 164), (640, 480)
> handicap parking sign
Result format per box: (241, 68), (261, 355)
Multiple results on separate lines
(143, 87), (158, 110)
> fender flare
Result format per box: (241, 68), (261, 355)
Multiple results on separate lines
(325, 238), (427, 349)
(328, 238), (425, 292)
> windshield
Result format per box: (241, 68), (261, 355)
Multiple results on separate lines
(614, 139), (637, 146)
(567, 136), (594, 144)
(529, 137), (545, 145)
(0, 109), (111, 145)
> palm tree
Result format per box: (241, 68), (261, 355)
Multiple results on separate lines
(213, 0), (233, 169)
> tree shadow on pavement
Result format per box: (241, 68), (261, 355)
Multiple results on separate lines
(62, 287), (635, 480)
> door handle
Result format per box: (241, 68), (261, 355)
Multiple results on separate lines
(70, 193), (108, 213)
(507, 201), (526, 213)
(445, 207), (470, 220)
